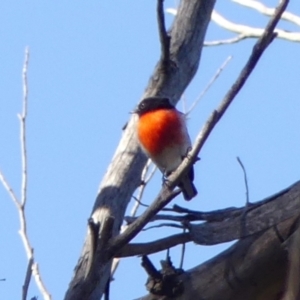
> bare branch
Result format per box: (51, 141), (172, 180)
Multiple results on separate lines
(211, 10), (300, 43)
(32, 264), (51, 300)
(109, 189), (181, 253)
(186, 56), (232, 115)
(232, 0), (300, 26)
(236, 156), (250, 205)
(204, 34), (247, 46)
(131, 160), (156, 216)
(18, 46), (33, 269)
(189, 181), (300, 246)
(22, 258), (34, 300)
(20, 47), (29, 207)
(179, 228), (186, 269)
(0, 171), (20, 209)
(126, 181), (293, 226)
(143, 223), (183, 231)
(118, 181), (299, 257)
(157, 0), (170, 64)
(0, 48), (51, 300)
(167, 1), (299, 45)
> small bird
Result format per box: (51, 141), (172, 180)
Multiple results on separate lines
(135, 97), (197, 200)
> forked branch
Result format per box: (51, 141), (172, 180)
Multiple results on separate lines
(0, 48), (51, 300)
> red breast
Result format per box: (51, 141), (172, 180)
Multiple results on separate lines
(137, 108), (185, 157)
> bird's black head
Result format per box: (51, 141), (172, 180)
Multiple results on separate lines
(135, 97), (174, 116)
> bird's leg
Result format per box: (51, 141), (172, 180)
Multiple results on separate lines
(162, 169), (171, 187)
(183, 147), (200, 164)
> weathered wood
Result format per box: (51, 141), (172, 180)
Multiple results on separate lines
(117, 181), (300, 257)
(138, 217), (298, 300)
(189, 181), (300, 245)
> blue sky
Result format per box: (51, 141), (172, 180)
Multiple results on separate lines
(0, 1), (299, 299)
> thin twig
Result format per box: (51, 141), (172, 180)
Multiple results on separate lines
(18, 46), (33, 272)
(179, 228), (186, 269)
(0, 48), (51, 300)
(118, 182), (294, 257)
(186, 56), (232, 115)
(204, 34), (247, 46)
(143, 223), (183, 231)
(237, 156), (250, 205)
(20, 47), (29, 207)
(131, 160), (156, 216)
(126, 180), (293, 226)
(157, 0), (170, 64)
(237, 156), (251, 236)
(125, 209), (243, 224)
(0, 172), (20, 208)
(131, 196), (149, 209)
(109, 189), (181, 253)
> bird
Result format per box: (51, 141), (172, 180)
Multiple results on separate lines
(134, 96), (197, 200)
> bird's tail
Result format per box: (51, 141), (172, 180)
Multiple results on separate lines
(178, 167), (197, 201)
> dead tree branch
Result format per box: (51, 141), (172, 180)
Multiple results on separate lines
(210, 10), (300, 44)
(118, 181), (300, 257)
(138, 216), (298, 300)
(167, 1), (300, 45)
(232, 0), (300, 26)
(0, 48), (51, 300)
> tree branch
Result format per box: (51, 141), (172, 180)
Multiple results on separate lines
(117, 233), (191, 258)
(0, 47), (51, 300)
(188, 181), (300, 245)
(118, 181), (300, 257)
(167, 1), (300, 45)
(157, 0), (170, 65)
(232, 0), (300, 27)
(211, 9), (300, 43)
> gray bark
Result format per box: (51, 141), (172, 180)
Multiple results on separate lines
(138, 217), (298, 300)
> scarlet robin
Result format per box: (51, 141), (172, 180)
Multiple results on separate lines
(135, 97), (197, 200)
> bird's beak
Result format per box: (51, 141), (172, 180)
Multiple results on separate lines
(130, 108), (138, 114)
